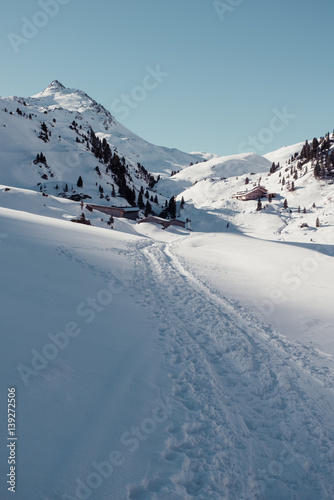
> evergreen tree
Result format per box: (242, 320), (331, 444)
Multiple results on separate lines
(316, 217), (320, 228)
(39, 122), (49, 142)
(77, 176), (83, 188)
(168, 196), (176, 218)
(256, 198), (262, 211)
(180, 196), (185, 209)
(311, 137), (319, 158)
(138, 191), (145, 209)
(321, 134), (330, 152)
(145, 200), (152, 217)
(300, 140), (310, 161)
(283, 199), (288, 209)
(314, 163), (322, 179)
(102, 138), (111, 164)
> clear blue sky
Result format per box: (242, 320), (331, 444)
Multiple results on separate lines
(1, 0), (333, 156)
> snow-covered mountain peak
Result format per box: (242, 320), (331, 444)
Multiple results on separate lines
(31, 79), (70, 99)
(30, 80), (109, 117)
(0, 80), (214, 207)
(44, 80), (66, 92)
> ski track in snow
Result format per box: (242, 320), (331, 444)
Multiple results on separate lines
(125, 239), (334, 500)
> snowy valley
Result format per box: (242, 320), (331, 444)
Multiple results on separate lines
(1, 82), (334, 500)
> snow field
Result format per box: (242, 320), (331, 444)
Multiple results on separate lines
(1, 82), (334, 499)
(0, 209), (176, 500)
(125, 237), (334, 499)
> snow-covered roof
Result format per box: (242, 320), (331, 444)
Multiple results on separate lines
(234, 186), (268, 197)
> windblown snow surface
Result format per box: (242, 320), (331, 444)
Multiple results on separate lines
(1, 202), (334, 500)
(1, 83), (334, 499)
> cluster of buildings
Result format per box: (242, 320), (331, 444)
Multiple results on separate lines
(85, 185), (274, 229)
(86, 204), (187, 229)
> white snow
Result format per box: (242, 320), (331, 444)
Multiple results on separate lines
(264, 142), (305, 165)
(157, 152), (271, 198)
(1, 203), (334, 499)
(1, 82), (334, 500)
(2, 80), (204, 181)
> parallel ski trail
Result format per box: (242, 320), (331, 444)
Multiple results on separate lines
(127, 240), (334, 500)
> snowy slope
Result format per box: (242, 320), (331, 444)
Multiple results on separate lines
(1, 81), (334, 500)
(1, 207), (334, 499)
(1, 80), (206, 186)
(189, 151), (220, 162)
(0, 185), (138, 231)
(0, 208), (174, 500)
(170, 164), (334, 240)
(0, 81), (215, 216)
(130, 236), (334, 499)
(264, 142), (305, 165)
(30, 81), (208, 175)
(171, 232), (334, 354)
(155, 135), (334, 245)
(156, 152), (271, 198)
(0, 92), (127, 204)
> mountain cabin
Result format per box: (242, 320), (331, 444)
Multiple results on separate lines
(86, 205), (139, 220)
(137, 217), (186, 229)
(232, 186), (269, 201)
